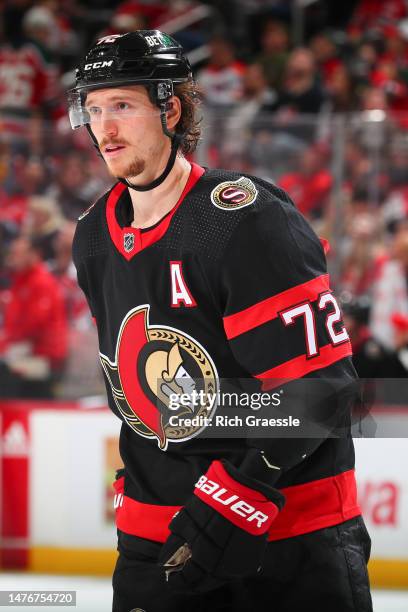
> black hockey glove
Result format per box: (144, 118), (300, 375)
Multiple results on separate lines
(158, 459), (285, 593)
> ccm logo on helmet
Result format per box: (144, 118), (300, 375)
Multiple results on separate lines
(84, 60), (114, 70)
(195, 475), (269, 529)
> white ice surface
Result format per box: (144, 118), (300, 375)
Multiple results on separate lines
(0, 575), (110, 612)
(0, 573), (407, 611)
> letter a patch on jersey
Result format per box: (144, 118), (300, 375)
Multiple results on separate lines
(170, 261), (196, 307)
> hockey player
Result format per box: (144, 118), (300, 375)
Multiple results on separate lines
(69, 31), (373, 612)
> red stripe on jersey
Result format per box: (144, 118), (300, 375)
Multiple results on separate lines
(268, 468), (360, 541)
(223, 274), (330, 339)
(256, 340), (353, 389)
(113, 477), (180, 542)
(112, 470), (360, 543)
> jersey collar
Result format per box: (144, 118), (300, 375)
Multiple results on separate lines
(106, 162), (205, 261)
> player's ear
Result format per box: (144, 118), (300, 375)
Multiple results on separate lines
(166, 96), (181, 130)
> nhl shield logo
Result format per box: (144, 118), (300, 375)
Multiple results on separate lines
(124, 233), (135, 253)
(211, 177), (258, 211)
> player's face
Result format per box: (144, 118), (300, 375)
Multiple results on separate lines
(5, 238), (35, 273)
(85, 86), (167, 180)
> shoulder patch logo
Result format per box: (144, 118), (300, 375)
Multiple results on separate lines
(210, 177), (258, 211)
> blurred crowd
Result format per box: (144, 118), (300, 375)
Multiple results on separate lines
(2, 0), (408, 399)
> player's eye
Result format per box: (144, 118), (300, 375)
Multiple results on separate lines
(115, 102), (130, 112)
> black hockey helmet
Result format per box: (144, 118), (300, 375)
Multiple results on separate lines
(68, 31), (192, 191)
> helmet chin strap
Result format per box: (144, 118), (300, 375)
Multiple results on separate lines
(87, 105), (183, 192)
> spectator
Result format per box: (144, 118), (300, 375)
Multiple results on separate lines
(247, 48), (326, 179)
(23, 5), (60, 54)
(23, 195), (63, 262)
(111, 1), (167, 31)
(278, 142), (333, 217)
(0, 149), (50, 234)
(50, 221), (89, 326)
(49, 222), (103, 399)
(255, 19), (289, 91)
(369, 26), (408, 128)
(198, 35), (245, 165)
(350, 87), (395, 201)
(350, 40), (379, 86)
(382, 22), (408, 74)
(388, 312), (408, 377)
(199, 35), (245, 108)
(370, 227), (408, 349)
(14, 154), (49, 198)
(310, 31), (342, 86)
(381, 135), (408, 232)
(97, 2), (148, 39)
(48, 151), (107, 221)
(272, 47), (326, 115)
(348, 0), (407, 39)
(342, 143), (379, 202)
(0, 236), (68, 398)
(339, 210), (385, 297)
(111, 5), (148, 33)
(153, 0), (209, 51)
(341, 294), (390, 379)
(325, 63), (358, 113)
(360, 86), (389, 113)
(0, 141), (27, 233)
(219, 62), (276, 169)
(0, 153), (51, 238)
(0, 3), (62, 149)
(253, 47), (328, 151)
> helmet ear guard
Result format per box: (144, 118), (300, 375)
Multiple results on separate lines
(146, 80), (178, 139)
(156, 81), (174, 103)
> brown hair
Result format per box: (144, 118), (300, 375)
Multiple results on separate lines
(174, 80), (203, 154)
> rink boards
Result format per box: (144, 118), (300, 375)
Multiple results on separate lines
(0, 400), (407, 588)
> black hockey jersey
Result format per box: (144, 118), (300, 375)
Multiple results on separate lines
(72, 163), (361, 543)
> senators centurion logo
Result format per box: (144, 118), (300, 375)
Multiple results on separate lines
(100, 305), (218, 450)
(210, 177), (258, 211)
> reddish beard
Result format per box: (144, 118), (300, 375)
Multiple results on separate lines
(99, 137), (145, 179)
(120, 157), (146, 179)
(106, 154), (146, 179)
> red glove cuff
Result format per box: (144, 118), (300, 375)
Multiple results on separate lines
(194, 460), (279, 535)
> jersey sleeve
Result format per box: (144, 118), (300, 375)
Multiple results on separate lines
(75, 263), (96, 319)
(72, 222), (96, 319)
(219, 196), (353, 386)
(216, 191), (357, 476)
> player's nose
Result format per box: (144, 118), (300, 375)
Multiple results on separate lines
(100, 113), (119, 136)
